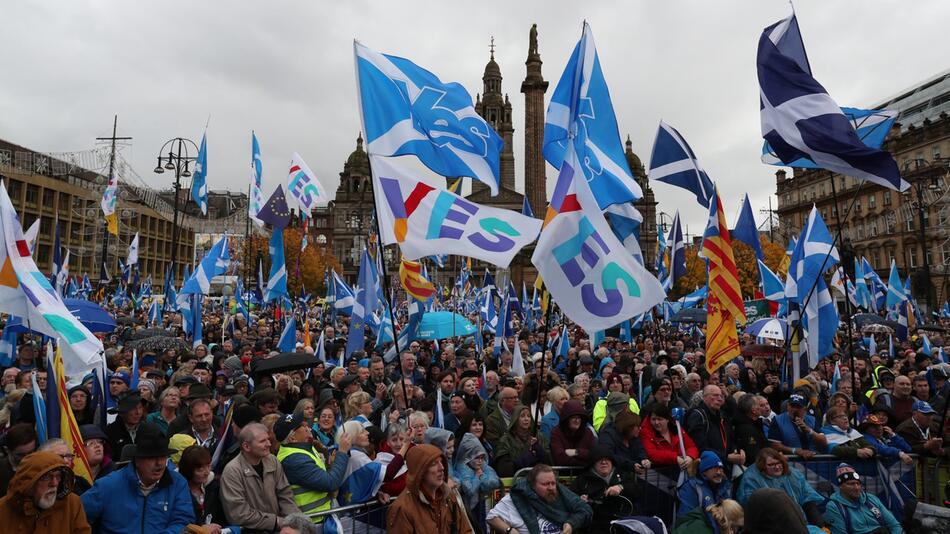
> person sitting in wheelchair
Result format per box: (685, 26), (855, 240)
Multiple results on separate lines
(570, 444), (640, 531)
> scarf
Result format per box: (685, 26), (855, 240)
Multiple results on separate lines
(509, 479), (573, 534)
(821, 424), (864, 447)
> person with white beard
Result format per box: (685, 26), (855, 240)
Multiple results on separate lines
(0, 450), (91, 532)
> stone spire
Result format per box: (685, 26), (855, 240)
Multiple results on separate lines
(521, 23), (549, 218)
(473, 36), (515, 196)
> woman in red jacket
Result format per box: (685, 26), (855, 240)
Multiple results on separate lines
(550, 400), (598, 466)
(640, 404), (698, 471)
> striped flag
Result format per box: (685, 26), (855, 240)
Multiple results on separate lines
(50, 344), (93, 483)
(700, 187), (746, 374)
(399, 258), (436, 301)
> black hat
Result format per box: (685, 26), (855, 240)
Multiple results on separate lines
(174, 376), (197, 386)
(111, 392), (146, 414)
(316, 388), (338, 411)
(186, 384), (213, 400)
(233, 403), (263, 428)
(273, 412), (307, 442)
(194, 361), (211, 371)
(339, 374), (360, 390)
(79, 424), (109, 444)
(126, 423), (176, 458)
(588, 444), (613, 466)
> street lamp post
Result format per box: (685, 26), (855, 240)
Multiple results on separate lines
(153, 138), (198, 283)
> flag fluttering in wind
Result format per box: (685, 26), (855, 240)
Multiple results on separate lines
(664, 211), (686, 291)
(265, 230), (288, 303)
(700, 187), (747, 374)
(605, 202), (645, 265)
(191, 133), (209, 215)
(287, 152), (330, 216)
(346, 249), (381, 359)
(126, 232), (140, 267)
(354, 41), (504, 195)
(785, 206), (840, 365)
(758, 259), (786, 302)
(732, 194), (764, 260)
(330, 271), (355, 316)
(757, 12), (906, 191)
(544, 23), (642, 209)
(101, 168), (119, 236)
(278, 317), (297, 353)
(257, 184), (292, 230)
(24, 218), (40, 254)
(400, 258), (436, 301)
(648, 121), (714, 208)
(180, 236), (230, 296)
(885, 259), (907, 313)
(249, 131), (265, 226)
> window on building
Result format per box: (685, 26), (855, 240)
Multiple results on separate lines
(25, 185), (38, 205)
(7, 180), (21, 200)
(42, 189), (54, 208)
(882, 191), (891, 206)
(40, 217), (52, 237)
(909, 249), (918, 268)
(934, 145), (942, 160)
(37, 244), (50, 266)
(868, 194), (876, 209)
(854, 198), (862, 212)
(871, 252), (880, 268)
(870, 220), (878, 236)
(906, 218), (914, 232)
(831, 205), (838, 217)
(58, 193), (70, 212)
(927, 249), (933, 265)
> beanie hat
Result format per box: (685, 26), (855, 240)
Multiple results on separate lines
(836, 463), (860, 485)
(699, 450), (724, 472)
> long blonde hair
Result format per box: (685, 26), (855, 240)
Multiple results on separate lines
(707, 499), (743, 534)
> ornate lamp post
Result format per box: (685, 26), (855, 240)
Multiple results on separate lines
(153, 138), (198, 282)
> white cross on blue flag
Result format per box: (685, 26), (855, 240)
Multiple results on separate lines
(757, 13), (906, 191)
(648, 121), (714, 209)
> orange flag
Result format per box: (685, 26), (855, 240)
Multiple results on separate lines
(52, 346), (93, 484)
(399, 258), (435, 301)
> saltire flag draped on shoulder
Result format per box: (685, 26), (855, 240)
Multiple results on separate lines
(180, 236), (230, 296)
(249, 131), (265, 226)
(732, 194), (764, 260)
(399, 258), (436, 301)
(757, 12), (906, 191)
(700, 187), (747, 374)
(48, 344), (93, 483)
(543, 22), (642, 209)
(101, 169), (119, 236)
(0, 182), (104, 376)
(532, 142), (665, 331)
(354, 41), (504, 195)
(648, 121), (714, 208)
(265, 230), (288, 302)
(763, 107), (898, 168)
(287, 152), (330, 216)
(785, 206), (840, 365)
(191, 133), (209, 215)
(371, 155), (541, 267)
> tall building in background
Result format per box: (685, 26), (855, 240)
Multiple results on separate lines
(521, 24), (549, 220)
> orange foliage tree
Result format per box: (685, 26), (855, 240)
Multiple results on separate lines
(239, 227), (341, 296)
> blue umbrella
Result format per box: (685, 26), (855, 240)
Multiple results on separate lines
(417, 311), (476, 340)
(5, 298), (116, 334)
(744, 317), (788, 341)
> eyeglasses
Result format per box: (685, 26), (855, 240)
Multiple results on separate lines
(765, 462), (783, 469)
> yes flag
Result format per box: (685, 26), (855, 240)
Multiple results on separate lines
(354, 41), (504, 195)
(544, 23), (642, 210)
(648, 121), (715, 208)
(0, 182), (103, 376)
(249, 131), (265, 226)
(126, 232), (139, 266)
(732, 194), (764, 260)
(180, 236), (230, 296)
(287, 152), (329, 216)
(532, 142), (665, 331)
(191, 133), (209, 215)
(265, 230), (288, 302)
(372, 155), (541, 268)
(605, 202), (645, 265)
(758, 13), (906, 191)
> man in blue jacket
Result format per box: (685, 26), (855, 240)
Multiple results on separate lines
(81, 423), (194, 533)
(676, 451), (732, 518)
(824, 463), (901, 534)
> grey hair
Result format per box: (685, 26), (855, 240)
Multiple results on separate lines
(386, 422), (408, 439)
(281, 513), (318, 534)
(39, 438), (68, 452)
(737, 392), (758, 416)
(238, 422), (268, 445)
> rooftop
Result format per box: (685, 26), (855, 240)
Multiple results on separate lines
(874, 68), (950, 132)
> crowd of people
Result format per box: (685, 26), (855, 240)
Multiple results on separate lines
(0, 307), (949, 533)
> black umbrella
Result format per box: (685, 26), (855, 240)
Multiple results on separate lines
(131, 327), (174, 340)
(881, 319), (902, 332)
(741, 343), (785, 359)
(251, 352), (320, 375)
(852, 313), (885, 328)
(918, 324), (947, 332)
(125, 335), (189, 353)
(670, 308), (707, 324)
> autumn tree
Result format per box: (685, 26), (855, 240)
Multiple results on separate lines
(240, 227), (341, 296)
(668, 245), (706, 301)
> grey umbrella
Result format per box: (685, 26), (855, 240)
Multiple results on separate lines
(125, 335), (189, 353)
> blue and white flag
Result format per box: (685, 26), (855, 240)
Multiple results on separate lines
(522, 196), (535, 218)
(346, 249), (379, 358)
(32, 371), (47, 444)
(885, 259), (906, 312)
(543, 22), (642, 209)
(759, 260), (786, 303)
(180, 236), (230, 296)
(921, 334), (932, 357)
(680, 285), (708, 309)
(785, 205), (839, 364)
(733, 194), (764, 260)
(331, 271), (355, 316)
(192, 133), (209, 215)
(383, 299), (424, 362)
(664, 211), (686, 291)
(314, 329), (327, 363)
(335, 450), (385, 506)
(354, 41), (504, 195)
(854, 258), (873, 311)
(510, 337), (525, 377)
(265, 230), (288, 303)
(0, 324), (16, 367)
(148, 299), (161, 326)
(757, 13), (906, 191)
(763, 107), (898, 168)
(375, 306), (394, 349)
(605, 202), (645, 265)
(648, 121), (714, 208)
(249, 131), (265, 226)
(278, 316), (297, 353)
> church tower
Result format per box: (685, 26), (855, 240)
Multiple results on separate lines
(472, 37), (515, 198)
(521, 24), (549, 218)
(625, 136), (659, 270)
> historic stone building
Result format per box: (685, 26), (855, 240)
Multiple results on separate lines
(775, 69), (950, 313)
(626, 136), (659, 269)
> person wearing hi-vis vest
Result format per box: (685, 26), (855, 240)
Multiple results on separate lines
(275, 412), (352, 524)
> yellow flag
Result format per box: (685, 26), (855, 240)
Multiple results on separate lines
(105, 213), (118, 236)
(53, 346), (93, 484)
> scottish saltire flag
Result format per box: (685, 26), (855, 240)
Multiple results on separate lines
(249, 131), (265, 226)
(942, 302), (950, 319)
(354, 41), (504, 195)
(620, 318), (633, 342)
(863, 257), (887, 312)
(346, 249), (379, 358)
(383, 299), (424, 362)
(265, 230), (288, 303)
(0, 183), (104, 376)
(372, 156), (541, 267)
(885, 259), (906, 312)
(287, 152), (329, 215)
(32, 370), (47, 444)
(532, 141), (665, 331)
(510, 337), (526, 377)
(278, 316), (297, 352)
(830, 266), (847, 298)
(655, 225), (669, 284)
(331, 271), (355, 315)
(921, 334), (933, 357)
(557, 325), (571, 363)
(648, 121), (714, 208)
(180, 236), (230, 296)
(763, 107), (898, 168)
(680, 286), (708, 309)
(785, 206), (839, 364)
(375, 306), (394, 349)
(543, 22), (642, 209)
(733, 194), (764, 260)
(481, 288), (497, 333)
(854, 258), (872, 310)
(148, 299), (161, 326)
(666, 211), (687, 290)
(522, 196), (535, 218)
(51, 221), (63, 287)
(101, 169), (119, 236)
(335, 449), (385, 506)
(866, 336), (877, 357)
(701, 187), (747, 373)
(758, 13), (906, 191)
(0, 325), (16, 367)
(831, 360), (842, 393)
(758, 260), (786, 302)
(605, 202), (645, 265)
(191, 133), (209, 214)
(126, 233), (139, 266)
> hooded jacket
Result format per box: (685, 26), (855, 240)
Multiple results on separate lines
(0, 451), (91, 534)
(493, 405), (550, 477)
(597, 410), (647, 472)
(824, 489), (901, 534)
(549, 400), (597, 466)
(387, 444), (474, 534)
(735, 463), (823, 510)
(454, 433), (500, 509)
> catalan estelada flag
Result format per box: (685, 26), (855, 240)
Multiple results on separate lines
(699, 187), (747, 374)
(399, 258), (435, 301)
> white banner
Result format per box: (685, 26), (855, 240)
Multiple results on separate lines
(287, 152), (329, 214)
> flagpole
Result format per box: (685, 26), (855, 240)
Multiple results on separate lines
(244, 184), (252, 300)
(534, 280), (552, 437)
(829, 177), (859, 421)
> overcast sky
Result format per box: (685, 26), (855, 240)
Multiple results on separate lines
(2, 0), (947, 237)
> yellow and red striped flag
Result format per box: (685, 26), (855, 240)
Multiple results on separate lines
(399, 258), (436, 301)
(700, 187), (747, 374)
(51, 345), (93, 484)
